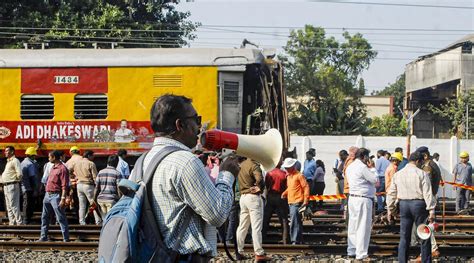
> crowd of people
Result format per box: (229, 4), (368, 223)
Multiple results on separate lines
(339, 146), (472, 263)
(0, 145), (130, 242)
(0, 94), (473, 263)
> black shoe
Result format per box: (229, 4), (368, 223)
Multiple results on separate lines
(236, 253), (249, 260)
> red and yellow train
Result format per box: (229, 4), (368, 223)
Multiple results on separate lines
(0, 48), (288, 160)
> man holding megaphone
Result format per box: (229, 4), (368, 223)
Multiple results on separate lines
(386, 151), (436, 263)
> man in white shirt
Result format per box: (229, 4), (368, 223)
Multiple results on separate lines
(114, 119), (135, 143)
(346, 148), (379, 260)
(2, 146), (23, 225)
(386, 151), (435, 263)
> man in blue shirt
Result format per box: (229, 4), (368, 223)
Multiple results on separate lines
(116, 149), (130, 179)
(395, 147), (408, 171)
(20, 147), (39, 224)
(303, 149), (316, 211)
(303, 150), (316, 184)
(453, 151), (473, 213)
(375, 150), (390, 213)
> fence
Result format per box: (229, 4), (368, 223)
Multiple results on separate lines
(290, 135), (474, 198)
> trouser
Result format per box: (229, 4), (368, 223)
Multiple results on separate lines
(217, 201), (240, 243)
(313, 182), (325, 208)
(262, 193), (289, 244)
(98, 201), (116, 219)
(22, 190), (34, 224)
(77, 183), (101, 225)
(40, 192), (69, 241)
(337, 179), (344, 210)
(289, 203), (303, 244)
(376, 176), (385, 212)
(336, 178), (344, 195)
(398, 200), (431, 263)
(236, 194), (265, 256)
(455, 187), (471, 212)
(4, 183), (23, 225)
(344, 194), (350, 226)
(347, 196), (372, 260)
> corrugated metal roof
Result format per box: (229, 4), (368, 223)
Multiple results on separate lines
(443, 34), (474, 50)
(412, 34), (474, 62)
(0, 48), (266, 68)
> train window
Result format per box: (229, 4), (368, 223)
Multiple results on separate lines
(21, 94), (54, 119)
(223, 81), (239, 104)
(74, 94), (108, 119)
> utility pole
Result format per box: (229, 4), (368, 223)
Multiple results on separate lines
(402, 107), (420, 157)
(466, 103), (469, 140)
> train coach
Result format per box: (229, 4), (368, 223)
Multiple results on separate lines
(0, 48), (288, 164)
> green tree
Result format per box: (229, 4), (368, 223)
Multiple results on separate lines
(369, 114), (407, 136)
(374, 73), (405, 119)
(428, 92), (474, 138)
(281, 25), (377, 135)
(0, 0), (198, 48)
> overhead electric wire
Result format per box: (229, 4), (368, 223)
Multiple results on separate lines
(0, 29), (447, 51)
(308, 0), (474, 9)
(0, 31), (445, 53)
(200, 24), (474, 32)
(2, 25), (473, 33)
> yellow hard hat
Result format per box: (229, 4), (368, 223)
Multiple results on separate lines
(25, 147), (37, 156)
(391, 152), (403, 162)
(460, 151), (469, 158)
(70, 146), (80, 153)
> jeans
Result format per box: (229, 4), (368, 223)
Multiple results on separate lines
(22, 190), (34, 224)
(455, 187), (471, 212)
(262, 193), (289, 244)
(40, 192), (69, 241)
(376, 176), (385, 212)
(77, 183), (102, 224)
(398, 200), (431, 263)
(236, 194), (265, 255)
(4, 183), (23, 225)
(289, 203), (303, 244)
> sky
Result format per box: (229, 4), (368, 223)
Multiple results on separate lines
(177, 0), (474, 94)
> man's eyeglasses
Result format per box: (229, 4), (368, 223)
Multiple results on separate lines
(182, 115), (202, 126)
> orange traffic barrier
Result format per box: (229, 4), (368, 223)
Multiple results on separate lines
(308, 191), (386, 201)
(441, 181), (474, 191)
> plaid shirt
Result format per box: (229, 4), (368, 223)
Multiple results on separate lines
(134, 137), (234, 256)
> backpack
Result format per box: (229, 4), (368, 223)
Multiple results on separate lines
(98, 146), (189, 263)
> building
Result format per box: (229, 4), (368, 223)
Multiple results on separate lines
(361, 96), (394, 118)
(287, 95), (394, 119)
(405, 35), (474, 138)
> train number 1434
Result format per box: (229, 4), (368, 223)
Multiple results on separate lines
(54, 76), (79, 84)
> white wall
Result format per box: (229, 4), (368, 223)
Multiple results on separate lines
(290, 135), (473, 198)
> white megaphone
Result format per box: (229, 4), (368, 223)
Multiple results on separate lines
(416, 222), (438, 240)
(200, 128), (283, 171)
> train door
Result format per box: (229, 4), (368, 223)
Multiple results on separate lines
(218, 71), (244, 133)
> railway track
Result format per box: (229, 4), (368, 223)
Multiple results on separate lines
(1, 240), (474, 258)
(1, 224), (474, 246)
(0, 200), (472, 257)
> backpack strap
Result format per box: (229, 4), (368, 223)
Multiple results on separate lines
(138, 146), (193, 254)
